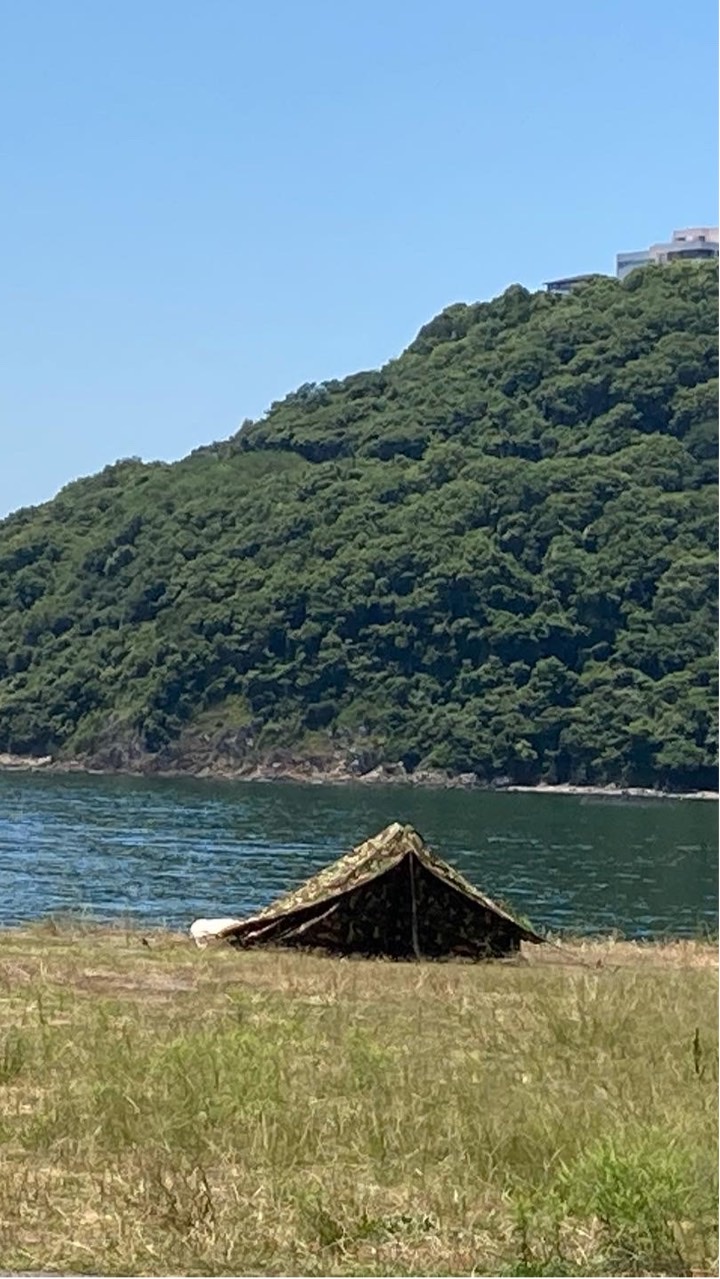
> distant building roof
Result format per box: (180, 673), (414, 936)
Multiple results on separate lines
(544, 273), (605, 295)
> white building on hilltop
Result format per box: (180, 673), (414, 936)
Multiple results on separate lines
(616, 227), (718, 280)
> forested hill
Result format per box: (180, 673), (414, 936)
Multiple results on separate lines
(1, 261), (717, 789)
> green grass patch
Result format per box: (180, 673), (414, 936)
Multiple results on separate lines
(0, 927), (716, 1274)
(190, 692), (254, 734)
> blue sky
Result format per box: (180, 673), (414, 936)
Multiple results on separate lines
(1, 0), (717, 517)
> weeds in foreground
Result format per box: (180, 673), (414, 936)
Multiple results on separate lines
(0, 927), (716, 1275)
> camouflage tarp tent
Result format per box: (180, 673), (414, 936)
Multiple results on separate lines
(199, 822), (544, 959)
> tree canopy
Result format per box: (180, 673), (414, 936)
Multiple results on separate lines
(0, 261), (717, 789)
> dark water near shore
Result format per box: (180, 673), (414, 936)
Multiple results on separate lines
(0, 771), (717, 938)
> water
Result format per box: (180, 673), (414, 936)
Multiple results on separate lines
(0, 771), (716, 938)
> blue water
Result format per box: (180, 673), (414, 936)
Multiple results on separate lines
(0, 771), (717, 938)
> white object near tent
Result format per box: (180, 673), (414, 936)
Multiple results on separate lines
(190, 917), (243, 947)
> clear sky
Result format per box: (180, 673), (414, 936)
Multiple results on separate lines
(1, 0), (717, 517)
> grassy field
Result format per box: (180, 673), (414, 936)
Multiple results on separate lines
(0, 924), (716, 1277)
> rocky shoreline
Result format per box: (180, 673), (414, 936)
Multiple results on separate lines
(0, 749), (717, 801)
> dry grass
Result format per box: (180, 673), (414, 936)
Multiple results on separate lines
(0, 922), (716, 1276)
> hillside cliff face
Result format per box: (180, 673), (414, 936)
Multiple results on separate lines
(0, 262), (717, 788)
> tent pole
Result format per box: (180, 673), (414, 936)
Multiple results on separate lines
(408, 854), (422, 959)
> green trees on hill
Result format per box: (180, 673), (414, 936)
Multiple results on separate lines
(0, 261), (717, 788)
